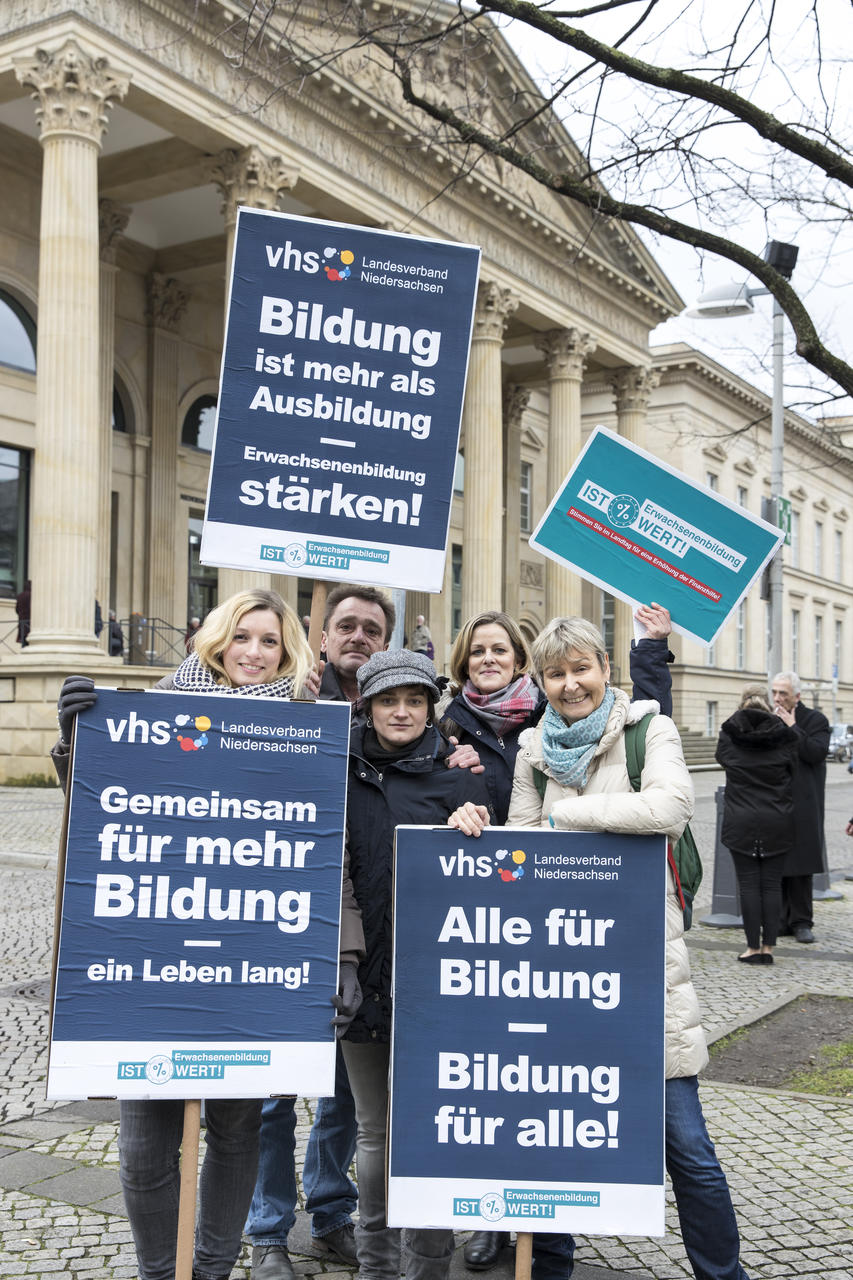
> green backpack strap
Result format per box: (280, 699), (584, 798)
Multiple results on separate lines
(532, 766), (548, 801)
(623, 712), (654, 792)
(623, 712), (699, 928)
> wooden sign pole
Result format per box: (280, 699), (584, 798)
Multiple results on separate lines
(308, 580), (328, 665)
(515, 1232), (533, 1280)
(175, 1099), (201, 1280)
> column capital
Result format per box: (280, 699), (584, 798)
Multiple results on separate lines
(612, 364), (661, 412)
(208, 145), (299, 227)
(147, 272), (190, 333)
(536, 328), (595, 380)
(503, 383), (531, 431)
(473, 281), (518, 341)
(99, 197), (131, 261)
(14, 39), (129, 145)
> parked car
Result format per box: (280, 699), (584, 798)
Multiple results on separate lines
(827, 723), (853, 762)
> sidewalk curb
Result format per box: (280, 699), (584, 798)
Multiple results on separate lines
(704, 987), (808, 1046)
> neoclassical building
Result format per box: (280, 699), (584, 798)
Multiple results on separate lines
(1, 1), (850, 779)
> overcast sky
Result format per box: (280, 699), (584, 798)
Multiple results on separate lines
(499, 0), (853, 420)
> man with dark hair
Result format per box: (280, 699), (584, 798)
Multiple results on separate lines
(319, 585), (396, 703)
(771, 671), (830, 944)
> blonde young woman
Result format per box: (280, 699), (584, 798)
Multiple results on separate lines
(452, 617), (751, 1280)
(53, 590), (361, 1280)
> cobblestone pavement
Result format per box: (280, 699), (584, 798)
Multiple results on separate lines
(1, 770), (851, 1279)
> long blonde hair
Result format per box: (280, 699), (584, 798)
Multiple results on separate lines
(193, 590), (312, 692)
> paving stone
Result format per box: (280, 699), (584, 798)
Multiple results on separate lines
(0, 1149), (76, 1189)
(25, 1165), (123, 1206)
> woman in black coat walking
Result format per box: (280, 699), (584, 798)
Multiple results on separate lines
(716, 685), (799, 964)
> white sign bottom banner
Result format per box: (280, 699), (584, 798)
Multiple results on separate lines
(387, 1176), (665, 1236)
(47, 1039), (334, 1100)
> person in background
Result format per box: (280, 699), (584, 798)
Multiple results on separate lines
(441, 601), (675, 1271)
(94, 598), (103, 638)
(51, 590), (357, 1280)
(771, 671), (831, 944)
(716, 685), (798, 964)
(15, 578), (30, 647)
(342, 649), (493, 1280)
(410, 613), (433, 657)
(185, 615), (202, 653)
(451, 616), (750, 1280)
(107, 609), (124, 657)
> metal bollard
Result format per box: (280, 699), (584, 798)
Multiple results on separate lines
(813, 834), (843, 900)
(698, 787), (743, 928)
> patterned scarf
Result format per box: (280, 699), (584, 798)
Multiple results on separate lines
(171, 651), (296, 699)
(460, 674), (539, 736)
(541, 686), (615, 789)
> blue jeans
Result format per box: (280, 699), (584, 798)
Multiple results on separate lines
(246, 1041), (357, 1244)
(531, 1077), (749, 1280)
(119, 1097), (261, 1280)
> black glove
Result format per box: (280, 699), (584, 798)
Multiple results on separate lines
(331, 961), (363, 1039)
(57, 676), (97, 744)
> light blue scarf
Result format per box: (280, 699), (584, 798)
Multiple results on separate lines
(541, 686), (615, 788)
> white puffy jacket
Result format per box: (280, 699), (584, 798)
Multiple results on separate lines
(508, 687), (708, 1080)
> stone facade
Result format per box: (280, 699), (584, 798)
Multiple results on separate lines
(3, 2), (846, 777)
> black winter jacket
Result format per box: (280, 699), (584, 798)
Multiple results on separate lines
(344, 723), (493, 1043)
(440, 638), (674, 825)
(715, 708), (798, 857)
(439, 688), (547, 824)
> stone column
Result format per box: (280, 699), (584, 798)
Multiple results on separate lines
(147, 273), (190, 627)
(612, 365), (660, 449)
(98, 198), (131, 637)
(612, 365), (661, 665)
(536, 328), (595, 619)
(503, 384), (531, 622)
(461, 282), (518, 620)
(14, 40), (129, 654)
(209, 147), (298, 600)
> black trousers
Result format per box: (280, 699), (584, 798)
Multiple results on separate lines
(730, 852), (785, 949)
(780, 873), (814, 931)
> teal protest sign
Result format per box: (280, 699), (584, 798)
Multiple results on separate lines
(530, 428), (783, 645)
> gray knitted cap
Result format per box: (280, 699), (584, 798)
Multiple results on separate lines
(356, 648), (440, 701)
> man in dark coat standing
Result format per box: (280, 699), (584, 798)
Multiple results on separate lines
(771, 671), (831, 943)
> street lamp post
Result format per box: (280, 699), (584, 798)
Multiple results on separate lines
(683, 240), (798, 682)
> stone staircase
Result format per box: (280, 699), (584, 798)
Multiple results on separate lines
(678, 729), (720, 771)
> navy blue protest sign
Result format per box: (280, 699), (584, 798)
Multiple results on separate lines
(388, 827), (666, 1236)
(201, 210), (480, 591)
(47, 688), (350, 1100)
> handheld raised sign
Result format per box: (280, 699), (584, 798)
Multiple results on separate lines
(530, 426), (783, 646)
(48, 689), (350, 1100)
(388, 827), (667, 1236)
(202, 211), (480, 591)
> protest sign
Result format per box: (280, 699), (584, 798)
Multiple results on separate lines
(388, 827), (666, 1236)
(530, 426), (784, 645)
(201, 210), (481, 591)
(48, 689), (350, 1100)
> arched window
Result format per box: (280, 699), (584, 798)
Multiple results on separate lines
(181, 395), (217, 452)
(0, 289), (36, 373)
(112, 376), (134, 433)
